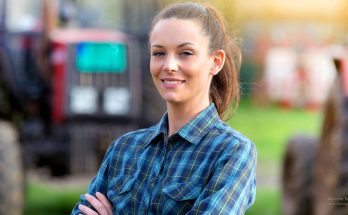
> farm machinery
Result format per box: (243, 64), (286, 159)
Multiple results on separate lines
(0, 0), (164, 214)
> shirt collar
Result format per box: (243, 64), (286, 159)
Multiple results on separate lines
(148, 103), (220, 145)
(178, 103), (219, 145)
(147, 112), (169, 144)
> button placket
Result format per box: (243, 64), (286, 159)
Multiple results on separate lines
(142, 208), (147, 214)
(150, 177), (158, 186)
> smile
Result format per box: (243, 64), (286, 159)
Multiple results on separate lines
(163, 80), (182, 84)
(160, 79), (185, 89)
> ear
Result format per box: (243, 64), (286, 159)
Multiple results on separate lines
(210, 49), (226, 76)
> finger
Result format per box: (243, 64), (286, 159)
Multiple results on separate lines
(78, 204), (98, 215)
(96, 192), (112, 214)
(85, 194), (110, 215)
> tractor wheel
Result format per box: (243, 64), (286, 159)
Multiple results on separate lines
(282, 134), (317, 215)
(0, 121), (23, 215)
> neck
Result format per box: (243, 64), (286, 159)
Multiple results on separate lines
(166, 99), (210, 137)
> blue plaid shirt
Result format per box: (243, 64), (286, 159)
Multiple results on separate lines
(72, 104), (257, 215)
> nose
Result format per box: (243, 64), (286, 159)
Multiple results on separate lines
(163, 55), (178, 73)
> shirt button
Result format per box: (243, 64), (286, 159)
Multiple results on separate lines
(150, 177), (157, 184)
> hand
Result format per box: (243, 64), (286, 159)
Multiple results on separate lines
(78, 192), (112, 215)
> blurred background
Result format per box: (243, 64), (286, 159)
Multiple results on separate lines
(0, 0), (347, 214)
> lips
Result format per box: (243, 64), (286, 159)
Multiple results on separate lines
(160, 78), (185, 89)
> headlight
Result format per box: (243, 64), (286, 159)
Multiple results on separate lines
(70, 86), (98, 114)
(103, 87), (130, 115)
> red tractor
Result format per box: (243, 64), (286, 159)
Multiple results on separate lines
(0, 0), (164, 213)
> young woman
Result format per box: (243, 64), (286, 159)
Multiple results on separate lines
(72, 2), (257, 214)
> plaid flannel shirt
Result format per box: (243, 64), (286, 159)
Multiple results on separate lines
(72, 103), (257, 215)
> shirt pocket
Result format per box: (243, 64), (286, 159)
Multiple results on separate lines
(162, 182), (202, 201)
(107, 175), (137, 213)
(161, 182), (202, 214)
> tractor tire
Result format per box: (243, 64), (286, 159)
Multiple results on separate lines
(0, 121), (23, 215)
(282, 134), (317, 215)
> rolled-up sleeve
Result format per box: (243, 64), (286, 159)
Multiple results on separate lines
(71, 142), (114, 215)
(187, 140), (257, 215)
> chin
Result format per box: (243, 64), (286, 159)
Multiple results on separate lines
(163, 97), (181, 103)
(161, 93), (182, 103)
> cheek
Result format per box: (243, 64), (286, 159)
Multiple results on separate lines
(150, 59), (160, 77)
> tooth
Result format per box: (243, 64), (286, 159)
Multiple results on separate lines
(164, 80), (180, 84)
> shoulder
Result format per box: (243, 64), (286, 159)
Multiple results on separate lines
(117, 125), (157, 142)
(210, 119), (257, 157)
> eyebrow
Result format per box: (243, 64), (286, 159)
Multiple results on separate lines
(151, 42), (196, 49)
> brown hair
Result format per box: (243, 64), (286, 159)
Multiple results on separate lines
(149, 2), (241, 119)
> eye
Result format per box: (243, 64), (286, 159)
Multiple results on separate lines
(152, 51), (166, 56)
(180, 51), (193, 56)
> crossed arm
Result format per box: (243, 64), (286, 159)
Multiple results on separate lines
(74, 140), (256, 215)
(77, 192), (112, 215)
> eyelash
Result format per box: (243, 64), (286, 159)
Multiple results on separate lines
(152, 51), (165, 56)
(151, 51), (193, 57)
(181, 51), (193, 56)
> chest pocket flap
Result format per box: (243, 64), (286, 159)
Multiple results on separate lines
(110, 175), (137, 195)
(162, 182), (202, 201)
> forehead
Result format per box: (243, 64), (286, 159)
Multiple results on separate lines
(150, 18), (209, 47)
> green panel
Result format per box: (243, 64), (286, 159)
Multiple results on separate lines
(76, 42), (127, 73)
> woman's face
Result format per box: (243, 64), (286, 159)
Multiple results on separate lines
(149, 18), (217, 107)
